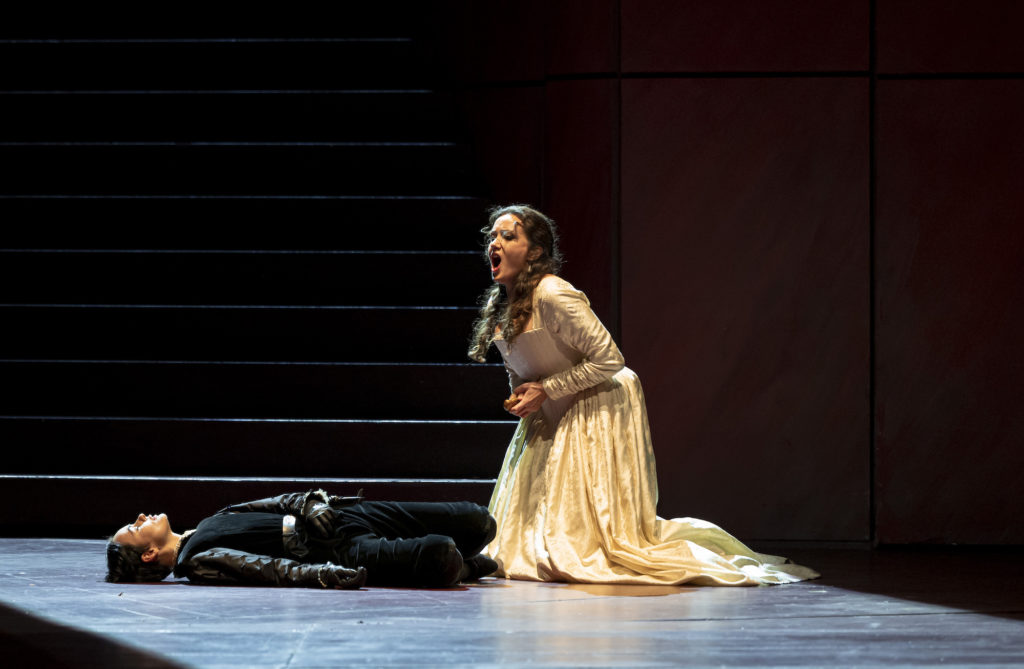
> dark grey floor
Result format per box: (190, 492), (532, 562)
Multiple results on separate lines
(2, 539), (1023, 667)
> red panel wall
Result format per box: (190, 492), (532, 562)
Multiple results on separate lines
(622, 0), (868, 72)
(444, 1), (1024, 543)
(544, 80), (616, 324)
(621, 78), (870, 539)
(875, 81), (1024, 543)
(440, 0), (546, 83)
(878, 0), (1024, 73)
(545, 0), (617, 75)
(459, 87), (545, 207)
(873, 1), (1024, 543)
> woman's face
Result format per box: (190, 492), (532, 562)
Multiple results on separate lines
(488, 213), (535, 288)
(113, 513), (172, 550)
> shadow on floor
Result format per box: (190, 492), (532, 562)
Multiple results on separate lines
(762, 544), (1024, 623)
(0, 600), (187, 669)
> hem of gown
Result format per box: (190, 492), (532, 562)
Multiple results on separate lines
(490, 561), (821, 587)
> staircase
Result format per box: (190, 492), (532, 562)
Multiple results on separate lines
(0, 11), (512, 537)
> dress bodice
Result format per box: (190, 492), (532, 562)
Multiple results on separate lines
(494, 275), (625, 425)
(494, 325), (579, 383)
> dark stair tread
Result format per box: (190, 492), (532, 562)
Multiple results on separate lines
(0, 250), (491, 306)
(0, 40), (432, 90)
(1, 7), (433, 40)
(0, 416), (515, 478)
(0, 360), (512, 420)
(0, 475), (495, 538)
(0, 144), (479, 196)
(1, 10), (502, 512)
(0, 91), (461, 143)
(1, 196), (492, 250)
(0, 305), (481, 363)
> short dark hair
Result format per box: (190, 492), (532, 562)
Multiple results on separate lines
(105, 540), (173, 583)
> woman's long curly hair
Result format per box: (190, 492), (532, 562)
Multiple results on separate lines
(468, 204), (562, 362)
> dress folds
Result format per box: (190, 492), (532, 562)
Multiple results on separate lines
(487, 275), (818, 585)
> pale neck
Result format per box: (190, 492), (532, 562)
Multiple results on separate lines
(157, 530), (184, 568)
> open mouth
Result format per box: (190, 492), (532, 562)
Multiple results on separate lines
(490, 252), (502, 271)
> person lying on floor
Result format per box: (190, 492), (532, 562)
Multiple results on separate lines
(106, 489), (498, 589)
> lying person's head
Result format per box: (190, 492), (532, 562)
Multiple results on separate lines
(106, 513), (179, 583)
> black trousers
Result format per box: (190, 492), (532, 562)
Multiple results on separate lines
(328, 501), (494, 587)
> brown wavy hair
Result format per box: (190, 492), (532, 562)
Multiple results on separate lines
(468, 205), (562, 362)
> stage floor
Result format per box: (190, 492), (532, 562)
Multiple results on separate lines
(2, 539), (1022, 667)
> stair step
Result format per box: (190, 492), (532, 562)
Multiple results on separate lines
(1, 196), (492, 250)
(0, 251), (491, 306)
(1, 416), (514, 478)
(0, 40), (431, 90)
(0, 361), (512, 420)
(0, 91), (460, 143)
(1, 7), (432, 40)
(0, 144), (478, 196)
(0, 475), (495, 538)
(0, 10), (505, 530)
(0, 305), (481, 363)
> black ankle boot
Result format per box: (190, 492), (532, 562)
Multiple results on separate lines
(458, 554), (499, 582)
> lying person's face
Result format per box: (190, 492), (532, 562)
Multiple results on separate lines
(113, 513), (172, 551)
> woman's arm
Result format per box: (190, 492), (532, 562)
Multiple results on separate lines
(537, 279), (625, 400)
(181, 548), (366, 589)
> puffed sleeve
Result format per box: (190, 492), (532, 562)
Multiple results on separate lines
(536, 278), (624, 400)
(180, 548), (366, 589)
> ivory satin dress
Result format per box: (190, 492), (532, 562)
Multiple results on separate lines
(487, 275), (818, 585)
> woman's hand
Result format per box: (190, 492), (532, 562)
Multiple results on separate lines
(509, 382), (547, 418)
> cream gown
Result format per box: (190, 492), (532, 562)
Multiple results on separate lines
(487, 275), (819, 585)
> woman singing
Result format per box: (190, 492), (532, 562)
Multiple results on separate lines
(469, 204), (817, 585)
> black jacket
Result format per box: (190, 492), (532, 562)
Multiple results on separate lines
(172, 489), (365, 589)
